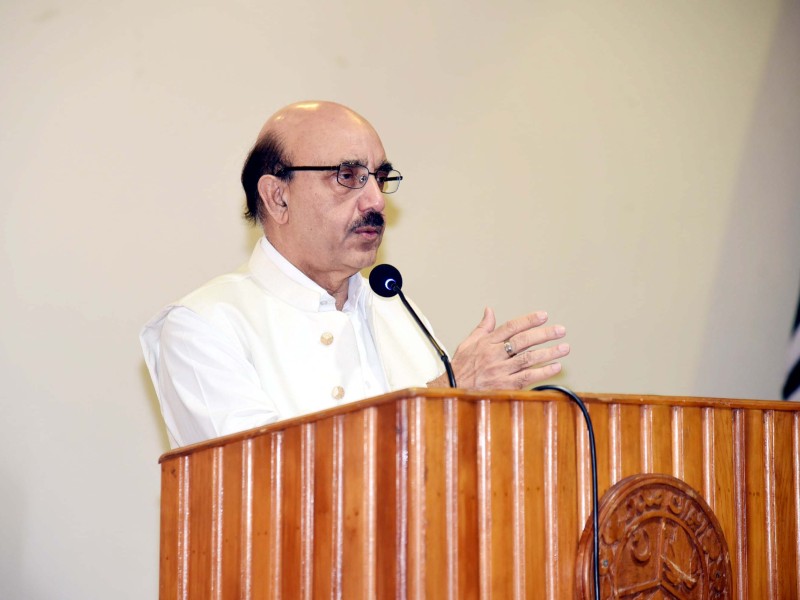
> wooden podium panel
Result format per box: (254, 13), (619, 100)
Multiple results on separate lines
(158, 389), (800, 599)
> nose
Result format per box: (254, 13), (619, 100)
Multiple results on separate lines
(358, 175), (386, 214)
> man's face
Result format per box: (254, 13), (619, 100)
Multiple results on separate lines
(276, 110), (389, 286)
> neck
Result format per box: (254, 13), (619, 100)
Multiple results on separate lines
(329, 281), (350, 311)
(264, 232), (352, 311)
(303, 269), (351, 310)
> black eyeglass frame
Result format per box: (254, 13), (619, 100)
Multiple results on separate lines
(279, 164), (403, 193)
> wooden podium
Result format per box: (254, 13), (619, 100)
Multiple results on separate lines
(158, 389), (800, 598)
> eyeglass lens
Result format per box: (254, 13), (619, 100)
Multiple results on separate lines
(337, 164), (401, 193)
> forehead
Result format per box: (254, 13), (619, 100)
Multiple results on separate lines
(276, 106), (387, 166)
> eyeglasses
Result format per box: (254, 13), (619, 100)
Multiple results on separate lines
(280, 163), (403, 194)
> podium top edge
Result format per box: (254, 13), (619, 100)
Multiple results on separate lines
(158, 388), (797, 463)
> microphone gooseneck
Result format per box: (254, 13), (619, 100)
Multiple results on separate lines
(369, 264), (457, 388)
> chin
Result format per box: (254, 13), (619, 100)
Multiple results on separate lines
(352, 249), (379, 272)
(343, 236), (382, 272)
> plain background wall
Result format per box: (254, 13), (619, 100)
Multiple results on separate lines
(2, 1), (798, 597)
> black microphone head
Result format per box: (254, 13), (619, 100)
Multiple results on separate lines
(369, 264), (403, 298)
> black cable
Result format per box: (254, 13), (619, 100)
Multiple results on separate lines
(395, 288), (457, 387)
(533, 384), (600, 600)
(368, 263), (457, 388)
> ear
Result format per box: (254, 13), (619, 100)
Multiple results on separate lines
(257, 174), (289, 225)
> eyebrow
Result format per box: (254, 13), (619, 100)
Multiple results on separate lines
(340, 158), (393, 171)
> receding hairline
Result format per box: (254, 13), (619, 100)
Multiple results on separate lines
(256, 100), (377, 147)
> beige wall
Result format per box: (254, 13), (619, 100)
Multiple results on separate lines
(2, 1), (798, 597)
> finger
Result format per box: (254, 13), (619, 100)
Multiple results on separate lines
(476, 306), (496, 334)
(510, 342), (570, 373)
(512, 362), (564, 388)
(489, 311), (549, 343)
(507, 325), (566, 355)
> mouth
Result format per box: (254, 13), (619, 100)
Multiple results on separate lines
(352, 225), (384, 240)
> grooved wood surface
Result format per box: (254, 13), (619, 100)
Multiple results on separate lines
(159, 389), (800, 599)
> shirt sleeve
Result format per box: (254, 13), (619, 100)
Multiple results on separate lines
(144, 306), (280, 447)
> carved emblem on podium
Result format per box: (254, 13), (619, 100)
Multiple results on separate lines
(576, 474), (732, 599)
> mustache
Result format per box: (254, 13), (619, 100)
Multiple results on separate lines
(349, 211), (385, 232)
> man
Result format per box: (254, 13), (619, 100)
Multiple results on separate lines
(141, 101), (569, 448)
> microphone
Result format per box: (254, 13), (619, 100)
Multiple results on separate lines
(369, 264), (457, 388)
(369, 264), (403, 298)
